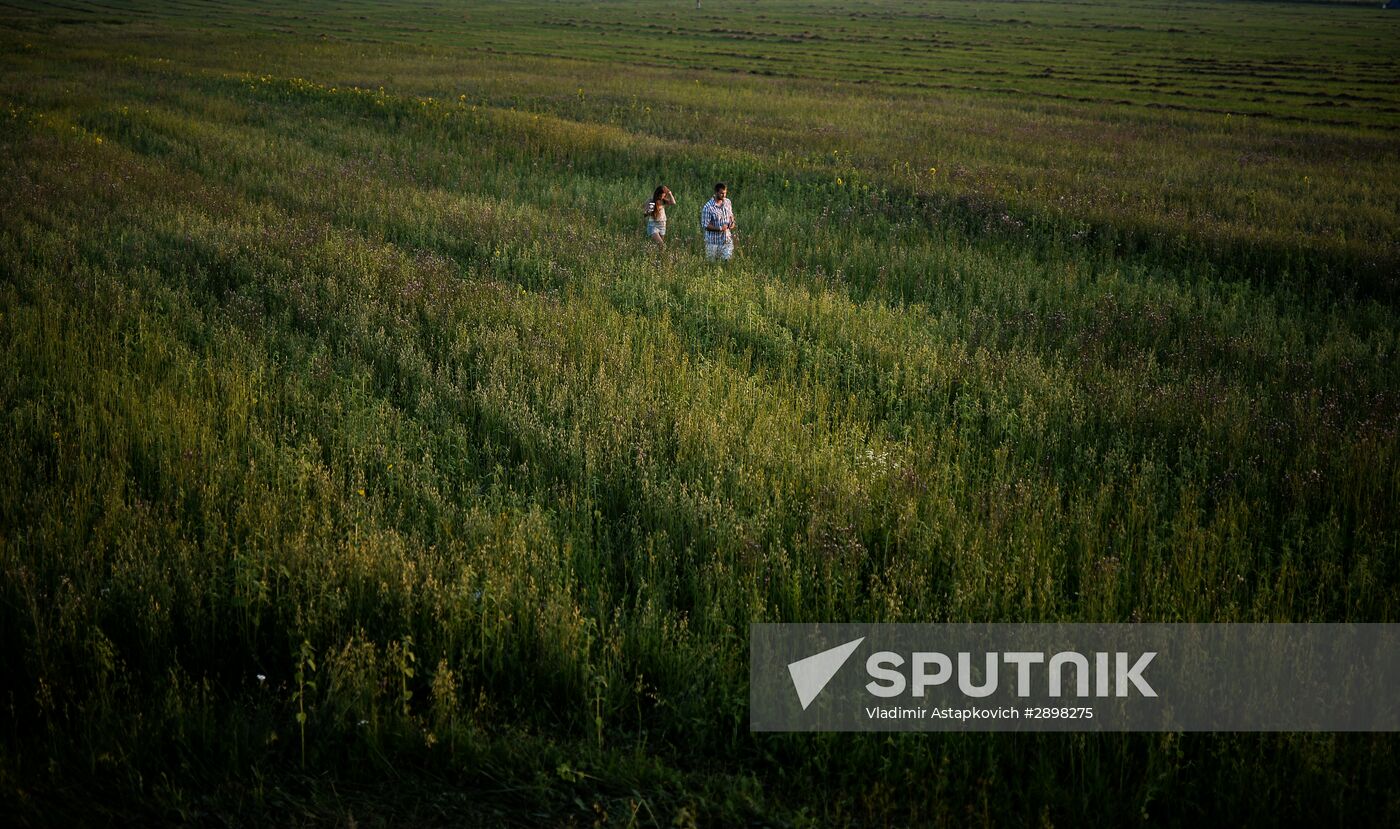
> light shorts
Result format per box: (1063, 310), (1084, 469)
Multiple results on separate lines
(646, 220), (666, 238)
(705, 239), (734, 261)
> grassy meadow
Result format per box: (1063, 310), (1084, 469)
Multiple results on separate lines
(2, 0), (1399, 825)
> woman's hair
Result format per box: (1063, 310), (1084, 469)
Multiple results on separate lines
(650, 185), (667, 217)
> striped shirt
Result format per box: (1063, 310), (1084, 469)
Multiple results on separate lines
(700, 197), (733, 245)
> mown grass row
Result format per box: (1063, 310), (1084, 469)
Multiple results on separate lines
(8, 0), (1397, 127)
(1, 15), (1398, 827)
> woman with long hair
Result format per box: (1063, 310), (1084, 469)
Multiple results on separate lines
(644, 185), (676, 247)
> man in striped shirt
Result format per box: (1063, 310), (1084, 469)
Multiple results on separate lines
(699, 182), (736, 261)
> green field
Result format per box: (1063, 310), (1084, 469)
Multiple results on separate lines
(2, 0), (1398, 824)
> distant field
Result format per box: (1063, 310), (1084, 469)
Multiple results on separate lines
(2, 1), (1398, 826)
(6, 0), (1399, 127)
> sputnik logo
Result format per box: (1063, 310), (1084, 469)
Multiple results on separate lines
(787, 637), (865, 710)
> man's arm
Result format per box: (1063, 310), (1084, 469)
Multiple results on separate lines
(702, 203), (723, 232)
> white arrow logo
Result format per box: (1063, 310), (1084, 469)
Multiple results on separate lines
(787, 637), (865, 710)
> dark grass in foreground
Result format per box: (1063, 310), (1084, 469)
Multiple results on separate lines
(2, 1), (1399, 825)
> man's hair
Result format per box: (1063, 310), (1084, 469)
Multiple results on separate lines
(713, 182), (726, 193)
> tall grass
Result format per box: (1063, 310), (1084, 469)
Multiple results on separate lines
(1, 4), (1398, 825)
